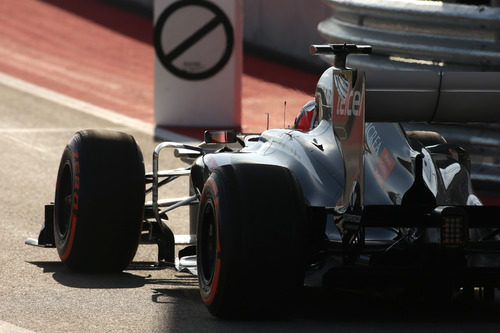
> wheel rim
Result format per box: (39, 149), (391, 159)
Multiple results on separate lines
(55, 162), (73, 238)
(200, 199), (217, 286)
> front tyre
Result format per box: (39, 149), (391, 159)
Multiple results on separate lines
(54, 130), (145, 272)
(197, 165), (306, 318)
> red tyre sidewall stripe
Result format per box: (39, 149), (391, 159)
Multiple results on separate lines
(61, 148), (80, 261)
(203, 177), (222, 306)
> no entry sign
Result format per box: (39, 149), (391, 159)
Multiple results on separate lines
(154, 0), (234, 81)
(154, 0), (242, 128)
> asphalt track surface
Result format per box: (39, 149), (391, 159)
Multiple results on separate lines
(3, 73), (500, 333)
(2, 1), (500, 332)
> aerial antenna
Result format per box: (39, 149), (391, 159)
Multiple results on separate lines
(265, 112), (270, 130)
(283, 101), (287, 128)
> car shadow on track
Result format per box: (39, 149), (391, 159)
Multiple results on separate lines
(156, 283), (500, 327)
(298, 286), (500, 325)
(157, 286), (500, 332)
(28, 261), (198, 290)
(29, 261), (146, 289)
(28, 261), (500, 327)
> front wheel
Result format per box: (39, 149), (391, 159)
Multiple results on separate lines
(54, 130), (145, 272)
(197, 165), (306, 318)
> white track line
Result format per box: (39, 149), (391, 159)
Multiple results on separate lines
(0, 320), (36, 333)
(0, 71), (196, 142)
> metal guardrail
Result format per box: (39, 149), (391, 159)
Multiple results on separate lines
(319, 0), (500, 70)
(318, 0), (500, 193)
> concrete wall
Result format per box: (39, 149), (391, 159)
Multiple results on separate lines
(243, 0), (330, 70)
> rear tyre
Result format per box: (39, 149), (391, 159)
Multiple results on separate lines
(197, 165), (306, 318)
(54, 130), (145, 272)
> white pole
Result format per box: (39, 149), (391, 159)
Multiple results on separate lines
(153, 0), (242, 129)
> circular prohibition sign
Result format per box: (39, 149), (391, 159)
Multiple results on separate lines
(154, 0), (234, 81)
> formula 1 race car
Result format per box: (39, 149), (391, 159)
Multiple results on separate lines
(28, 44), (500, 318)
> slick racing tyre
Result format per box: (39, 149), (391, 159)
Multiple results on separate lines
(197, 164), (306, 318)
(54, 130), (145, 272)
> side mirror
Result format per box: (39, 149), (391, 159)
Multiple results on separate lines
(204, 130), (237, 144)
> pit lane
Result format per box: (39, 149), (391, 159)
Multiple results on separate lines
(1, 76), (500, 332)
(1, 0), (500, 330)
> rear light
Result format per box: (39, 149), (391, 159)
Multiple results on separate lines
(441, 214), (468, 247)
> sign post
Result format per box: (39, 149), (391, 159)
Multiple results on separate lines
(154, 0), (242, 129)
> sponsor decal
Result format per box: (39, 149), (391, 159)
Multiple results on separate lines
(334, 73), (362, 118)
(332, 71), (365, 142)
(336, 89), (362, 117)
(374, 148), (395, 186)
(365, 123), (382, 156)
(332, 70), (366, 209)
